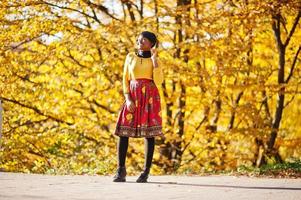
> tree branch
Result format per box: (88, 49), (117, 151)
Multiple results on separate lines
(272, 13), (283, 50)
(1, 97), (74, 125)
(3, 119), (49, 135)
(83, 0), (122, 21)
(41, 0), (102, 24)
(286, 45), (301, 83)
(92, 99), (115, 114)
(284, 10), (301, 47)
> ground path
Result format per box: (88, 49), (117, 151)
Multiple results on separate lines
(0, 172), (300, 200)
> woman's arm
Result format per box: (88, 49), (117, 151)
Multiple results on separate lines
(151, 48), (164, 86)
(122, 54), (130, 95)
(122, 53), (135, 112)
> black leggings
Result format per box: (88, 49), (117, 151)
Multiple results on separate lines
(117, 136), (155, 170)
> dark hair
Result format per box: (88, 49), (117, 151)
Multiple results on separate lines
(140, 31), (157, 47)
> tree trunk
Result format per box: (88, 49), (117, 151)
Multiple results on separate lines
(172, 80), (186, 168)
(262, 10), (301, 165)
(157, 0), (191, 172)
(268, 13), (286, 151)
(158, 80), (175, 171)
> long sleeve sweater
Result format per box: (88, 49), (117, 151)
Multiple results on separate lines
(123, 52), (164, 94)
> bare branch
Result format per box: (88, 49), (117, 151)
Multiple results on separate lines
(66, 50), (89, 69)
(41, 0), (102, 24)
(83, 0), (122, 21)
(284, 10), (301, 47)
(1, 97), (74, 125)
(9, 34), (43, 51)
(92, 99), (115, 114)
(3, 119), (49, 135)
(196, 106), (210, 130)
(286, 45), (301, 83)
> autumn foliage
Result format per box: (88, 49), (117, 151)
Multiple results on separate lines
(0, 0), (301, 175)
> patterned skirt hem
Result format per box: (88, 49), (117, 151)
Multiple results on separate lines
(114, 125), (164, 138)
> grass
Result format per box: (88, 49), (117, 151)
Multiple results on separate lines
(177, 160), (301, 178)
(235, 160), (301, 178)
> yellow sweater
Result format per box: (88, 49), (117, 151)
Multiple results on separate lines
(123, 52), (164, 94)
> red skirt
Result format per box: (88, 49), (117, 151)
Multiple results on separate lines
(114, 78), (163, 138)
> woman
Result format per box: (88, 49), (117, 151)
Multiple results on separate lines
(113, 31), (164, 183)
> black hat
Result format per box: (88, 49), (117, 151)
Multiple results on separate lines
(140, 31), (157, 47)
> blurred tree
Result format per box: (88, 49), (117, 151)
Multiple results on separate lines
(0, 0), (300, 174)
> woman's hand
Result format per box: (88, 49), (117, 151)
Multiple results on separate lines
(151, 42), (159, 68)
(125, 98), (135, 113)
(150, 41), (159, 61)
(124, 94), (135, 112)
(151, 48), (157, 60)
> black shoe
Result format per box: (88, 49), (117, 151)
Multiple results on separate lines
(113, 166), (126, 182)
(136, 168), (150, 183)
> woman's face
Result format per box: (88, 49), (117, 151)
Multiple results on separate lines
(136, 35), (152, 51)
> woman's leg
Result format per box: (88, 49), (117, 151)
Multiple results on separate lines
(113, 136), (129, 182)
(136, 137), (154, 183)
(117, 136), (129, 167)
(144, 137), (155, 170)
